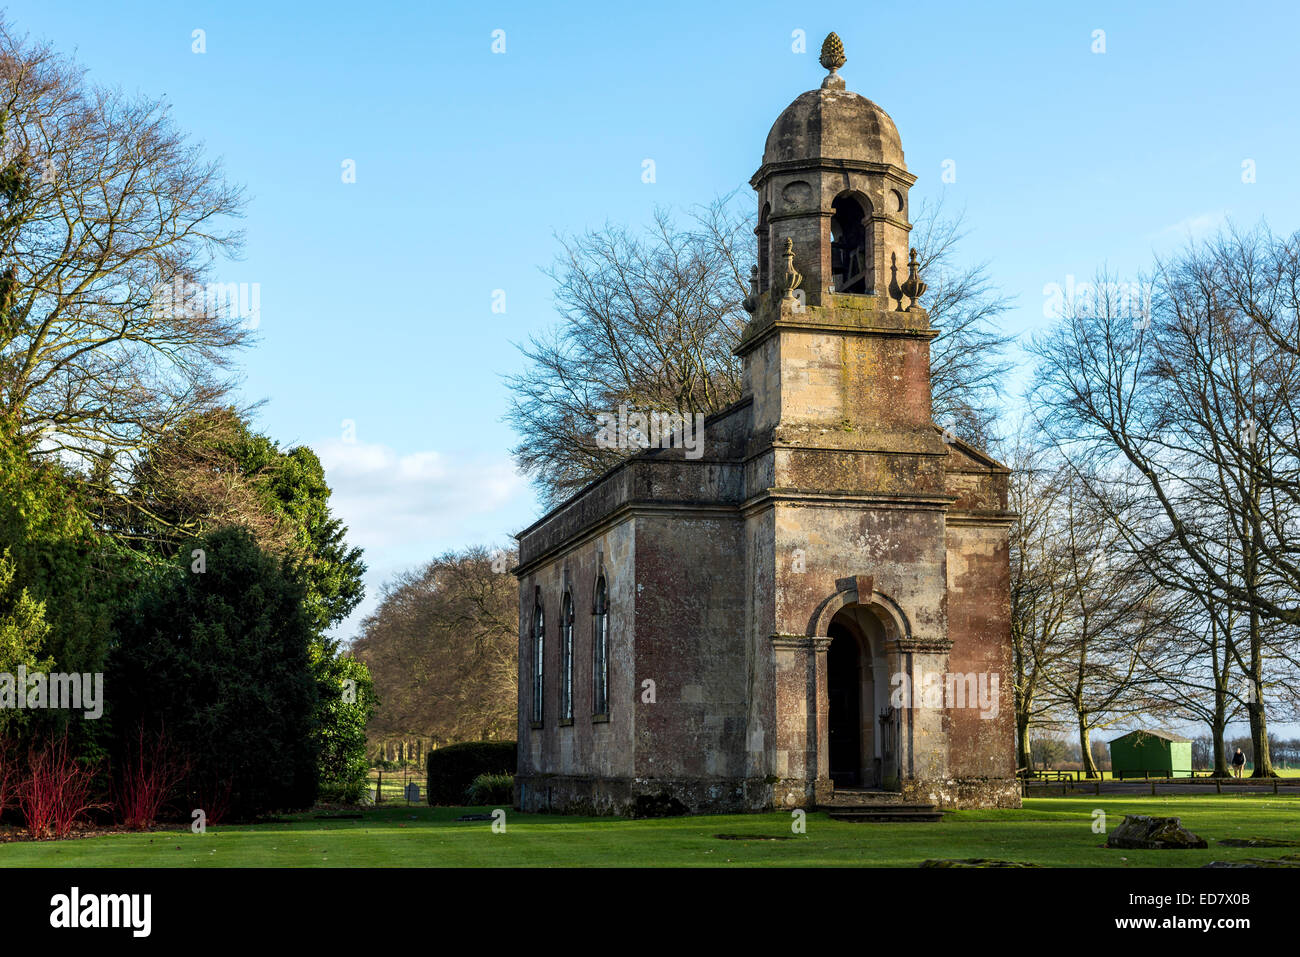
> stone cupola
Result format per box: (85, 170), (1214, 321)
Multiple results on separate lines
(751, 32), (916, 309)
(738, 32), (940, 460)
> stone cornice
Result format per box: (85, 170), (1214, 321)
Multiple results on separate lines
(885, 637), (955, 655)
(515, 499), (741, 577)
(514, 468), (1010, 575)
(735, 295), (935, 357)
(741, 488), (956, 518)
(771, 634), (834, 651)
(767, 211), (911, 235)
(945, 510), (1017, 528)
(750, 157), (918, 189)
(736, 317), (938, 358)
(758, 436), (951, 457)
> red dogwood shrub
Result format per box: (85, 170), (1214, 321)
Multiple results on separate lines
(191, 777), (234, 828)
(18, 730), (102, 839)
(115, 724), (190, 830)
(0, 735), (17, 819)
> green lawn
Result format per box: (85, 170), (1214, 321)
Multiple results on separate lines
(2, 794), (1298, 867)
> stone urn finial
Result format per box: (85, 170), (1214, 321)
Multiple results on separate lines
(900, 247), (927, 310)
(742, 264), (760, 314)
(775, 237), (802, 301)
(820, 33), (846, 89)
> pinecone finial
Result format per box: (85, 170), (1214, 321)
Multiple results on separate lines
(819, 33), (846, 73)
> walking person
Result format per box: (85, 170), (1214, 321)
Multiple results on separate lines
(1232, 747), (1246, 778)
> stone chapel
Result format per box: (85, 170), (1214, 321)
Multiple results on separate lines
(514, 33), (1020, 814)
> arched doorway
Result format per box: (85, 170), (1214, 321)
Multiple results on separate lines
(823, 600), (899, 789)
(827, 621), (861, 786)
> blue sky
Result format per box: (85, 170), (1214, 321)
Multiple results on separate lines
(11, 0), (1300, 672)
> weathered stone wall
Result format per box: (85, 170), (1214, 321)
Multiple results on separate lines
(516, 400), (759, 814)
(739, 295), (937, 439)
(742, 500), (777, 802)
(632, 512), (749, 776)
(902, 776), (1022, 809)
(774, 503), (949, 645)
(944, 520), (1017, 793)
(517, 507), (759, 815)
(516, 774), (757, 816)
(940, 439), (1018, 807)
(516, 520), (636, 810)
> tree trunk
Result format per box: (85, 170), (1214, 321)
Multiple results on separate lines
(1212, 615), (1232, 777)
(1247, 605), (1274, 776)
(1016, 703), (1033, 772)
(1079, 716), (1098, 778)
(1211, 694), (1230, 777)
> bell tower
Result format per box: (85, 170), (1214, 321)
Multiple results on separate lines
(750, 32), (918, 309)
(738, 32), (959, 809)
(738, 32), (940, 458)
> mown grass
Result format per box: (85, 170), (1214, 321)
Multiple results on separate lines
(1, 793), (1298, 868)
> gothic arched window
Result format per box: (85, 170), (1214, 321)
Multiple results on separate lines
(531, 590), (544, 725)
(593, 576), (609, 716)
(560, 592), (575, 721)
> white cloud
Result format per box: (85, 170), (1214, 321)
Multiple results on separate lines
(316, 438), (527, 550)
(313, 437), (534, 641)
(1150, 211), (1227, 243)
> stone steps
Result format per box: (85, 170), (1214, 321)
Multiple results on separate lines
(825, 804), (943, 823)
(821, 790), (943, 822)
(822, 787), (912, 805)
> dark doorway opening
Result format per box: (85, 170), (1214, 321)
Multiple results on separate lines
(827, 623), (861, 787)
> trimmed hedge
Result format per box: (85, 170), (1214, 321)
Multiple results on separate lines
(426, 741), (517, 806)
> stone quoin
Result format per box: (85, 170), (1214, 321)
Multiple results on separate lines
(513, 32), (1020, 814)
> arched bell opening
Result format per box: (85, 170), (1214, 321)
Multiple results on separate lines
(830, 193), (872, 294)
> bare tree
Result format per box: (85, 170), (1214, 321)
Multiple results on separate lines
(352, 546), (517, 746)
(912, 198), (1015, 448)
(1010, 414), (1177, 777)
(1029, 250), (1300, 775)
(507, 192), (1013, 509)
(95, 405), (290, 553)
(1142, 577), (1248, 777)
(1034, 474), (1175, 777)
(1007, 427), (1072, 772)
(0, 19), (247, 473)
(505, 195), (751, 509)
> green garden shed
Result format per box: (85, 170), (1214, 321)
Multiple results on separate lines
(1109, 729), (1193, 779)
